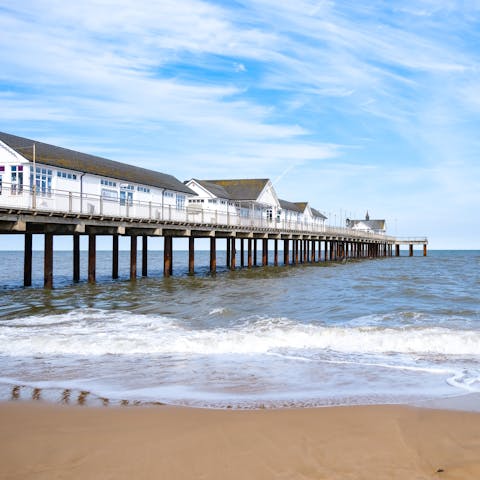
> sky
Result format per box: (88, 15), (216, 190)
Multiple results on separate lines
(1, 0), (480, 249)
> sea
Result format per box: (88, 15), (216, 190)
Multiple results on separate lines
(0, 249), (479, 409)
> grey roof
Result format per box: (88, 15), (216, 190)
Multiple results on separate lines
(311, 208), (327, 219)
(0, 131), (195, 195)
(193, 180), (232, 199)
(279, 199), (302, 213)
(347, 219), (386, 230)
(196, 179), (269, 201)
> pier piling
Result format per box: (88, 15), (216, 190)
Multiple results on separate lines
(73, 234), (80, 282)
(24, 233), (32, 287)
(88, 234), (96, 284)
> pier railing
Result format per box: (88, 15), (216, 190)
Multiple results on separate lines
(0, 183), (395, 242)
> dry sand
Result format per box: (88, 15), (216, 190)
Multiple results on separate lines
(1, 402), (480, 480)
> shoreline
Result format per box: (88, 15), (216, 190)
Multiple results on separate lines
(2, 401), (480, 479)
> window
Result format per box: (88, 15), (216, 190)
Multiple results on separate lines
(208, 199), (217, 204)
(137, 186), (150, 193)
(102, 188), (118, 200)
(176, 194), (185, 210)
(11, 165), (24, 194)
(57, 171), (77, 180)
(30, 167), (52, 195)
(101, 179), (117, 187)
(164, 191), (174, 198)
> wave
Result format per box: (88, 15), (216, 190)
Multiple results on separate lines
(1, 310), (480, 357)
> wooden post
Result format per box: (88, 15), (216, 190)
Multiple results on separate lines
(73, 234), (80, 283)
(423, 244), (427, 257)
(283, 239), (289, 265)
(274, 239), (278, 266)
(324, 240), (328, 261)
(188, 236), (195, 275)
(230, 238), (236, 270)
(409, 244), (414, 257)
(210, 237), (216, 274)
(142, 236), (148, 277)
(164, 236), (172, 277)
(295, 240), (299, 264)
(24, 233), (32, 287)
(253, 239), (257, 266)
(248, 238), (253, 268)
(311, 240), (316, 262)
(262, 238), (268, 266)
(88, 234), (96, 284)
(240, 239), (245, 267)
(44, 233), (53, 289)
(130, 236), (137, 280)
(395, 244), (400, 257)
(226, 238), (231, 267)
(112, 235), (119, 279)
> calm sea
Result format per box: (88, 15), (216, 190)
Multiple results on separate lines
(0, 250), (479, 408)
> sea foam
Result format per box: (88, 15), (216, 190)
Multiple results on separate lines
(1, 309), (480, 357)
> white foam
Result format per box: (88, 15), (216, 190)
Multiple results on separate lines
(1, 310), (480, 357)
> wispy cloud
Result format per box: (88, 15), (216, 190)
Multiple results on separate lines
(0, 0), (479, 247)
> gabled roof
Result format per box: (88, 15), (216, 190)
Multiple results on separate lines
(191, 179), (232, 199)
(294, 202), (308, 212)
(0, 131), (195, 195)
(279, 199), (302, 213)
(311, 208), (327, 220)
(196, 179), (269, 201)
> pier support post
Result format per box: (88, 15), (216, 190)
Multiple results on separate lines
(226, 238), (231, 267)
(247, 239), (253, 268)
(395, 244), (400, 257)
(312, 240), (316, 262)
(262, 238), (268, 266)
(88, 234), (96, 284)
(254, 240), (258, 266)
(274, 239), (278, 266)
(188, 237), (195, 275)
(210, 237), (216, 274)
(44, 233), (53, 289)
(409, 244), (414, 257)
(73, 234), (80, 283)
(112, 235), (119, 279)
(240, 239), (245, 267)
(130, 236), (137, 280)
(230, 238), (236, 270)
(423, 244), (427, 257)
(24, 233), (32, 287)
(283, 239), (289, 265)
(142, 236), (148, 277)
(164, 236), (173, 277)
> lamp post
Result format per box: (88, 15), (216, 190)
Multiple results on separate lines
(32, 143), (36, 209)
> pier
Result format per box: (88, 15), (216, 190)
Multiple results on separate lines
(0, 192), (427, 288)
(0, 131), (428, 288)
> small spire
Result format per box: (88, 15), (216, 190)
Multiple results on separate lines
(365, 211), (370, 221)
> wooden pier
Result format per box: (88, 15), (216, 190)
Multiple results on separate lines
(0, 208), (427, 288)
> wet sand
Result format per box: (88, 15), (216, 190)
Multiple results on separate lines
(1, 402), (480, 480)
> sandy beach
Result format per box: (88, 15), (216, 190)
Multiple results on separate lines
(1, 402), (480, 480)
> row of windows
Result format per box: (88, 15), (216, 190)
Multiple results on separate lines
(137, 186), (150, 193)
(101, 179), (117, 187)
(58, 171), (77, 180)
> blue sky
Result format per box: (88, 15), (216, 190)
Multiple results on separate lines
(1, 0), (480, 249)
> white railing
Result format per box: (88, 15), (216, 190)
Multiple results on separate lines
(394, 236), (428, 243)
(0, 183), (395, 242)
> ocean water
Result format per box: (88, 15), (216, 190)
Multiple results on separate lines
(0, 249), (479, 409)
